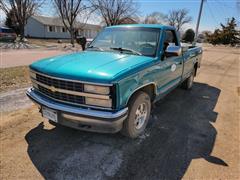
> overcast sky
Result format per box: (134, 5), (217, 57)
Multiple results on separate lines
(1, 0), (239, 32)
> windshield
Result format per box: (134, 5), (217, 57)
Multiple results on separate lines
(88, 27), (160, 57)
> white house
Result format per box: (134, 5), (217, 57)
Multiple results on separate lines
(25, 15), (102, 39)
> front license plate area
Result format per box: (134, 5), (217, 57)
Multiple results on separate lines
(42, 107), (58, 123)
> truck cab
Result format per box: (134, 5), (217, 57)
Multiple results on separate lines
(27, 24), (202, 138)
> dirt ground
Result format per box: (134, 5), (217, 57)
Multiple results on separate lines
(0, 46), (239, 179)
(0, 66), (31, 92)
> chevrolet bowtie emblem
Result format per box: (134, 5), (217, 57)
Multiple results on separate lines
(50, 86), (56, 92)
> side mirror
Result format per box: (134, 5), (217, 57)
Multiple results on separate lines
(165, 46), (181, 57)
(86, 42), (91, 48)
(86, 39), (93, 48)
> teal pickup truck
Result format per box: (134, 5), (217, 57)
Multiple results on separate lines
(26, 24), (202, 138)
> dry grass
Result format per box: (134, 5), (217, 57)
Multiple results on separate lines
(0, 66), (31, 92)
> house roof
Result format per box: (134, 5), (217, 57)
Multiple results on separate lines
(31, 15), (101, 29)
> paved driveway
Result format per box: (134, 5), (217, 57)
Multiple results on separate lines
(0, 48), (75, 68)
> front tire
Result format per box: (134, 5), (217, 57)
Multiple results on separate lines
(121, 91), (151, 138)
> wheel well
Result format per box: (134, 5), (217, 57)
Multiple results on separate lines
(194, 63), (198, 76)
(127, 84), (156, 105)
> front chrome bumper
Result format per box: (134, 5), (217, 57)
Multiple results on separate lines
(26, 88), (128, 133)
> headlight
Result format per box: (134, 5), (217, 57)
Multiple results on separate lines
(84, 84), (110, 95)
(29, 71), (38, 89)
(29, 71), (36, 79)
(85, 97), (112, 108)
(32, 81), (38, 89)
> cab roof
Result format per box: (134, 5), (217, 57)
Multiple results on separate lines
(106, 24), (176, 30)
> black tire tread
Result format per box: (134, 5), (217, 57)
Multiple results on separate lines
(121, 91), (151, 138)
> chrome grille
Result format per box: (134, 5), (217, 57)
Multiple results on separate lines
(36, 73), (84, 92)
(38, 85), (85, 105)
(31, 70), (112, 109)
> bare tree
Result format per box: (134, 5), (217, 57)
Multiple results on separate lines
(90, 0), (138, 26)
(0, 0), (43, 40)
(144, 12), (167, 24)
(54, 0), (90, 46)
(167, 9), (192, 31)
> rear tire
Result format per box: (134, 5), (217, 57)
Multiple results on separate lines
(182, 70), (194, 90)
(121, 91), (151, 138)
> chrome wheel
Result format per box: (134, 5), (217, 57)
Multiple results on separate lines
(121, 91), (151, 138)
(134, 103), (147, 130)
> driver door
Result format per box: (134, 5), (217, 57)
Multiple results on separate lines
(157, 30), (183, 94)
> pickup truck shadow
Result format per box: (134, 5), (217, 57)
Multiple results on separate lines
(25, 82), (226, 180)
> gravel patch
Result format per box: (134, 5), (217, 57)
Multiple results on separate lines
(0, 87), (32, 113)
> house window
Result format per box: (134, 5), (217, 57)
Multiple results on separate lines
(93, 30), (97, 37)
(56, 26), (61, 32)
(62, 27), (66, 32)
(89, 30), (92, 38)
(78, 29), (82, 35)
(48, 26), (54, 32)
(83, 29), (86, 37)
(84, 29), (88, 37)
(87, 29), (90, 38)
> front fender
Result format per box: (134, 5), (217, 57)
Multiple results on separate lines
(117, 66), (158, 109)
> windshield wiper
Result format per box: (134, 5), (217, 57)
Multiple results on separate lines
(87, 46), (104, 51)
(110, 47), (142, 56)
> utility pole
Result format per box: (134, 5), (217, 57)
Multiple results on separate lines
(195, 0), (205, 43)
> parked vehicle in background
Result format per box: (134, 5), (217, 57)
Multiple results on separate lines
(0, 27), (17, 42)
(26, 24), (202, 138)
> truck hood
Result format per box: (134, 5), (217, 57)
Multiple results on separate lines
(30, 51), (154, 84)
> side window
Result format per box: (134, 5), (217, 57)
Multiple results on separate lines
(163, 30), (179, 51)
(162, 30), (179, 60)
